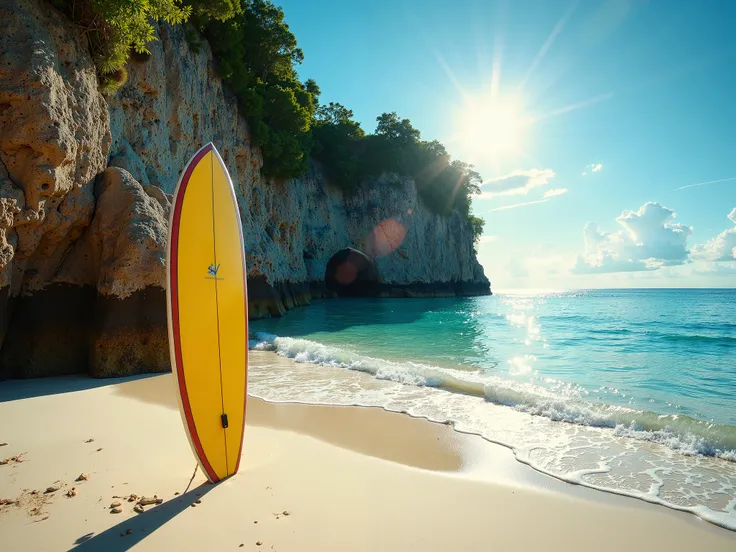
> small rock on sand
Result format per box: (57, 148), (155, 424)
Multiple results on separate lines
(174, 492), (180, 495)
(138, 496), (160, 506)
(96, 448), (103, 452)
(111, 507), (122, 514)
(239, 545), (244, 548)
(134, 504), (145, 514)
(256, 541), (263, 546)
(0, 442), (7, 446)
(190, 503), (197, 508)
(282, 511), (290, 516)
(85, 439), (94, 443)
(66, 489), (77, 498)
(76, 473), (88, 482)
(0, 498), (16, 505)
(195, 499), (201, 504)
(110, 501), (122, 508)
(45, 485), (60, 493)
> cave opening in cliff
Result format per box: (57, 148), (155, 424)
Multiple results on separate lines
(325, 248), (379, 297)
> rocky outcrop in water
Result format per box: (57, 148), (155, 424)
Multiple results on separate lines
(0, 0), (490, 379)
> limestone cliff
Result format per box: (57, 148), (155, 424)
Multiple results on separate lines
(0, 0), (490, 379)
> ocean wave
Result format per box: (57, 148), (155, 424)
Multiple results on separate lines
(251, 332), (736, 462)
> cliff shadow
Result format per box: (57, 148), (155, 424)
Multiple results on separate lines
(250, 295), (479, 338)
(0, 373), (162, 403)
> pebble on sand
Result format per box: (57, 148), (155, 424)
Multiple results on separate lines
(110, 501), (122, 508)
(66, 488), (77, 498)
(76, 473), (88, 482)
(0, 442), (7, 446)
(256, 541), (263, 546)
(45, 485), (60, 493)
(111, 507), (123, 514)
(138, 496), (162, 506)
(85, 439), (94, 443)
(134, 504), (145, 514)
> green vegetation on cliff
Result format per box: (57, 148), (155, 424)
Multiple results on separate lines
(53, 0), (484, 243)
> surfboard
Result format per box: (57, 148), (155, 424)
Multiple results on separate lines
(166, 142), (248, 483)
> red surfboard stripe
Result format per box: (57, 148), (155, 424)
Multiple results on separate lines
(170, 143), (220, 483)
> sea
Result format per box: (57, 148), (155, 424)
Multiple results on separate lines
(249, 289), (736, 530)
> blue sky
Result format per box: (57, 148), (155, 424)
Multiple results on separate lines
(276, 0), (736, 289)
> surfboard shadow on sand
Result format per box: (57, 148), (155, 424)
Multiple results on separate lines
(71, 483), (215, 552)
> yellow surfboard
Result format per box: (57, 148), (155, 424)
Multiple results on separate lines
(166, 143), (248, 483)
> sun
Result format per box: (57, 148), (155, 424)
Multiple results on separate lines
(455, 94), (529, 159)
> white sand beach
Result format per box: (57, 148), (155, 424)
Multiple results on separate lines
(1, 352), (734, 552)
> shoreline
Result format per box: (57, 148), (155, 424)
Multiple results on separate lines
(1, 368), (734, 550)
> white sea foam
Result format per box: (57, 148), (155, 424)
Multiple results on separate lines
(249, 332), (736, 531)
(252, 332), (736, 462)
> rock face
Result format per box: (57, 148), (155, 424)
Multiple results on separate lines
(0, 0), (490, 379)
(106, 23), (489, 316)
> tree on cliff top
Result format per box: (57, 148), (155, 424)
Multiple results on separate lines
(49, 0), (191, 76)
(202, 0), (316, 178)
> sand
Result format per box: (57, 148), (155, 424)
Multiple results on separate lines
(0, 358), (734, 551)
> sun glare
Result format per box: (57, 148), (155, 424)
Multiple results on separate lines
(456, 95), (529, 159)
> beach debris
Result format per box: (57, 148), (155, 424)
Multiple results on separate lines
(111, 507), (122, 514)
(239, 545), (244, 548)
(195, 499), (201, 504)
(190, 503), (197, 507)
(31, 490), (38, 495)
(174, 491), (180, 495)
(85, 439), (94, 443)
(256, 541), (263, 546)
(253, 521), (258, 524)
(110, 501), (122, 508)
(33, 515), (49, 523)
(0, 442), (7, 446)
(1, 454), (25, 465)
(282, 510), (290, 516)
(138, 496), (162, 506)
(45, 485), (61, 494)
(126, 529), (132, 535)
(76, 473), (88, 482)
(96, 448), (103, 452)
(0, 498), (16, 506)
(66, 488), (77, 498)
(134, 504), (145, 514)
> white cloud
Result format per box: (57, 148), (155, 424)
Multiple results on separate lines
(543, 188), (568, 198)
(691, 208), (736, 262)
(572, 202), (692, 274)
(676, 176), (736, 191)
(480, 169), (555, 198)
(582, 163), (603, 176)
(485, 198), (551, 212)
(694, 262), (736, 276)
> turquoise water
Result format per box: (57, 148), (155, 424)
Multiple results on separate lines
(250, 289), (736, 529)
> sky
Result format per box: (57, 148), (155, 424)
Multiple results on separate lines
(275, 0), (736, 289)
